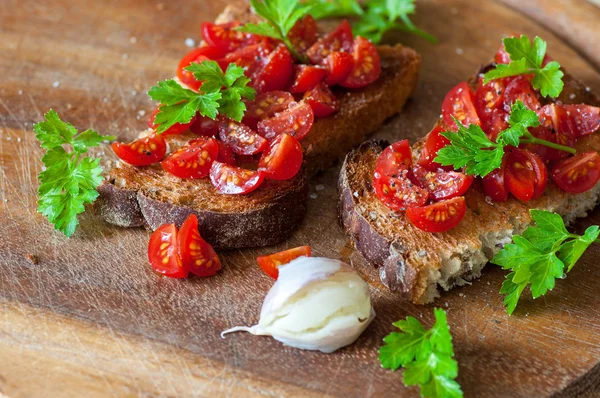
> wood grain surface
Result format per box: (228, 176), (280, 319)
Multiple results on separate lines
(1, 0), (600, 397)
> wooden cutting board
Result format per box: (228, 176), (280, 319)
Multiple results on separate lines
(1, 0), (600, 397)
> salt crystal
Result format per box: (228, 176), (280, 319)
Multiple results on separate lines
(103, 97), (109, 103)
(310, 193), (318, 199)
(17, 137), (21, 142)
(353, 191), (359, 197)
(455, 48), (464, 55)
(369, 211), (377, 220)
(459, 293), (465, 297)
(18, 90), (23, 95)
(122, 53), (129, 59)
(138, 109), (146, 117)
(6, 137), (11, 141)
(130, 36), (137, 44)
(315, 184), (325, 191)
(131, 90), (137, 96)
(52, 81), (60, 88)
(185, 38), (196, 48)
(418, 250), (427, 257)
(569, 93), (576, 100)
(586, 87), (591, 92)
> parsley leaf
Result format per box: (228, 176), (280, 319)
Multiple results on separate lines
(492, 210), (600, 315)
(483, 35), (564, 98)
(305, 0), (363, 19)
(380, 309), (463, 398)
(34, 110), (114, 237)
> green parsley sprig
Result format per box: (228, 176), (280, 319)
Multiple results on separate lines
(34, 110), (115, 237)
(484, 35), (564, 98)
(492, 210), (600, 315)
(148, 61), (256, 133)
(305, 0), (364, 19)
(379, 309), (463, 398)
(434, 101), (576, 177)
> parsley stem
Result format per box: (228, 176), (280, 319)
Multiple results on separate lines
(520, 137), (577, 154)
(282, 36), (308, 63)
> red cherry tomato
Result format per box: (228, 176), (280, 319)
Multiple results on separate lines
(257, 102), (314, 141)
(112, 133), (167, 166)
(505, 148), (547, 201)
(201, 21), (259, 52)
(288, 15), (319, 53)
(210, 162), (266, 195)
(306, 19), (354, 64)
(289, 65), (327, 93)
(258, 133), (303, 180)
(482, 163), (508, 202)
(216, 141), (236, 165)
(375, 140), (413, 177)
(495, 38), (552, 66)
(148, 106), (196, 135)
(552, 152), (600, 194)
(530, 104), (576, 161)
(302, 83), (339, 117)
(562, 105), (600, 138)
(177, 46), (226, 91)
(406, 197), (466, 233)
(417, 124), (452, 171)
(411, 165), (474, 201)
(217, 42), (273, 76)
(190, 115), (219, 136)
(339, 36), (381, 89)
(177, 214), (221, 277)
(257, 245), (312, 279)
(373, 168), (429, 211)
(243, 91), (294, 129)
(148, 224), (187, 278)
(324, 51), (354, 86)
(218, 120), (268, 155)
(474, 77), (509, 140)
(441, 82), (481, 131)
(161, 137), (219, 179)
(253, 44), (294, 93)
(503, 75), (541, 112)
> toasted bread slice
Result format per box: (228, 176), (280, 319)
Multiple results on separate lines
(97, 5), (421, 249)
(339, 63), (600, 304)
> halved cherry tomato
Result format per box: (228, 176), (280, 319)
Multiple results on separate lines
(552, 152), (600, 194)
(339, 36), (381, 89)
(306, 19), (354, 64)
(373, 169), (429, 211)
(288, 15), (319, 53)
(406, 197), (466, 233)
(302, 83), (339, 117)
(289, 65), (327, 93)
(253, 44), (294, 93)
(218, 120), (268, 155)
(161, 137), (219, 179)
(562, 105), (600, 138)
(177, 46), (226, 91)
(201, 21), (259, 52)
(257, 246), (312, 279)
(148, 106), (196, 135)
(417, 124), (452, 171)
(178, 214), (221, 277)
(530, 104), (576, 161)
(216, 141), (236, 165)
(210, 162), (266, 194)
(411, 165), (474, 201)
(148, 224), (187, 278)
(375, 140), (413, 177)
(324, 51), (354, 86)
(190, 115), (219, 136)
(482, 162), (508, 202)
(257, 102), (314, 141)
(112, 133), (167, 166)
(441, 82), (481, 131)
(217, 42), (273, 76)
(503, 75), (541, 112)
(243, 91), (294, 129)
(504, 148), (547, 201)
(474, 77), (509, 140)
(258, 133), (303, 180)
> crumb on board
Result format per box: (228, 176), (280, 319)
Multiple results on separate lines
(52, 81), (60, 88)
(24, 253), (38, 265)
(185, 38), (196, 48)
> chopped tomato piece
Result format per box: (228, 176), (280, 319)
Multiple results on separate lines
(210, 162), (266, 194)
(324, 51), (354, 86)
(190, 115), (219, 136)
(482, 163), (508, 202)
(112, 133), (167, 166)
(258, 133), (303, 180)
(339, 36), (381, 89)
(253, 44), (294, 93)
(442, 82), (480, 130)
(201, 21), (259, 52)
(503, 75), (541, 112)
(257, 246), (312, 279)
(302, 83), (339, 117)
(161, 137), (218, 179)
(375, 140), (413, 177)
(562, 104), (600, 138)
(417, 124), (452, 171)
(474, 77), (509, 140)
(218, 120), (268, 155)
(406, 197), (466, 233)
(148, 106), (196, 135)
(373, 168), (429, 211)
(411, 165), (474, 201)
(178, 214), (221, 277)
(257, 102), (314, 141)
(216, 141), (236, 165)
(306, 19), (354, 64)
(289, 15), (319, 53)
(552, 152), (600, 194)
(505, 148), (547, 201)
(530, 104), (576, 161)
(243, 91), (294, 129)
(217, 42), (273, 76)
(148, 224), (187, 278)
(289, 65), (327, 93)
(177, 46), (226, 91)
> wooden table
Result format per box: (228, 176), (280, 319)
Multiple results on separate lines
(1, 0), (600, 396)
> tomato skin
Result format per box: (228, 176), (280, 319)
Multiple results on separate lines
(504, 148), (547, 202)
(339, 36), (381, 89)
(218, 120), (268, 155)
(552, 152), (600, 194)
(288, 15), (319, 53)
(495, 38), (552, 66)
(417, 124), (452, 171)
(257, 101), (314, 141)
(482, 164), (508, 202)
(302, 83), (339, 117)
(210, 162), (266, 195)
(216, 141), (236, 166)
(257, 246), (312, 279)
(148, 224), (188, 278)
(258, 133), (303, 180)
(148, 106), (196, 135)
(112, 133), (167, 166)
(530, 104), (576, 161)
(190, 115), (219, 136)
(178, 214), (221, 277)
(289, 65), (327, 93)
(217, 42), (273, 76)
(253, 44), (294, 93)
(375, 140), (413, 176)
(161, 137), (219, 179)
(307, 19), (354, 64)
(324, 51), (354, 86)
(243, 91), (294, 129)
(562, 105), (600, 138)
(503, 75), (541, 112)
(405, 197), (466, 233)
(373, 168), (429, 211)
(177, 46), (226, 91)
(201, 21), (259, 52)
(441, 82), (481, 131)
(474, 77), (509, 140)
(411, 165), (474, 201)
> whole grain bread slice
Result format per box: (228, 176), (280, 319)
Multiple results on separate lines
(96, 5), (421, 249)
(339, 63), (600, 304)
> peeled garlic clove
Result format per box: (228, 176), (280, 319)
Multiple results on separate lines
(221, 257), (375, 353)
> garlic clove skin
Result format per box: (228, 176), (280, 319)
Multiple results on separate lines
(221, 257), (375, 353)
